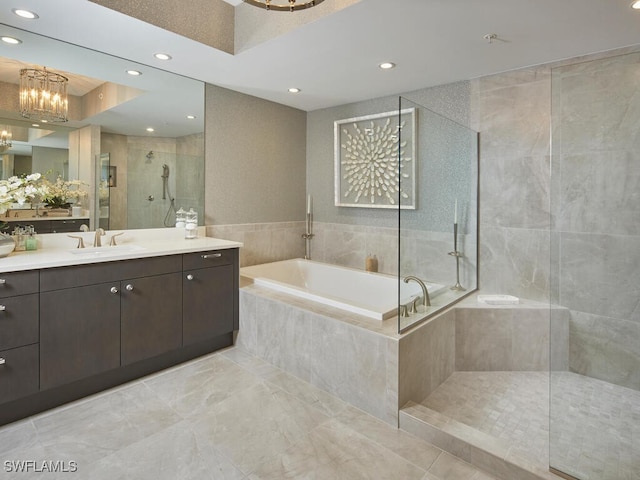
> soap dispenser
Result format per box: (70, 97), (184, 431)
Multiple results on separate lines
(185, 208), (198, 239)
(175, 208), (186, 228)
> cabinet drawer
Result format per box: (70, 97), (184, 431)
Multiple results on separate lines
(40, 255), (182, 292)
(0, 270), (39, 298)
(0, 344), (39, 404)
(183, 248), (237, 271)
(0, 293), (39, 350)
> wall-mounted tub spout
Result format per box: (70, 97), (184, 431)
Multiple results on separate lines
(403, 275), (431, 307)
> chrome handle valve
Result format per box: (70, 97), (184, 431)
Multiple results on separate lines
(186, 274), (194, 281)
(110, 286), (119, 294)
(0, 305), (5, 312)
(0, 357), (5, 365)
(125, 284), (134, 291)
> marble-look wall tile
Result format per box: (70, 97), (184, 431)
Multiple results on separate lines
(236, 289), (258, 355)
(310, 313), (396, 424)
(479, 226), (550, 302)
(255, 296), (313, 383)
(569, 310), (640, 390)
(207, 222), (305, 267)
(398, 310), (455, 408)
(456, 308), (513, 371)
(550, 307), (570, 371)
(559, 232), (640, 321)
(455, 306), (558, 372)
(240, 287), (399, 426)
(556, 151), (640, 235)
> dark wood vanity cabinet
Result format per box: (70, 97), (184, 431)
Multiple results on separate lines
(0, 247), (238, 425)
(0, 271), (40, 404)
(40, 282), (121, 390)
(182, 249), (238, 346)
(120, 271), (182, 365)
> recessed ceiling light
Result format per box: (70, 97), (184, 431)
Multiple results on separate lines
(12, 8), (39, 19)
(632, 0), (640, 9)
(288, 87), (301, 93)
(379, 62), (396, 70)
(126, 70), (142, 76)
(31, 123), (39, 127)
(1, 36), (22, 45)
(186, 115), (196, 120)
(154, 53), (172, 61)
(146, 127), (155, 132)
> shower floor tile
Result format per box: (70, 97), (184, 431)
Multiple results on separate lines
(420, 371), (640, 480)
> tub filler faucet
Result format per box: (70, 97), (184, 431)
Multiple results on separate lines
(403, 275), (431, 307)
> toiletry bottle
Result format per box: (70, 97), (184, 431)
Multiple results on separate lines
(366, 254), (378, 272)
(185, 208), (198, 239)
(25, 229), (37, 251)
(175, 207), (186, 228)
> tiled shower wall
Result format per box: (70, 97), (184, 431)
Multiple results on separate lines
(551, 50), (640, 390)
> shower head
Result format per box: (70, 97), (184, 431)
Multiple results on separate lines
(146, 151), (154, 160)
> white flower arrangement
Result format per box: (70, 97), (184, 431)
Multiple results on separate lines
(0, 173), (45, 214)
(40, 176), (88, 209)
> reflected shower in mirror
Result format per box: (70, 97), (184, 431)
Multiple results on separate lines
(0, 23), (205, 229)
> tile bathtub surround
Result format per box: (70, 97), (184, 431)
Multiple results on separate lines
(0, 348), (498, 480)
(238, 285), (400, 425)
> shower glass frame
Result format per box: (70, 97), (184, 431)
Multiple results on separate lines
(549, 49), (640, 480)
(396, 96), (479, 333)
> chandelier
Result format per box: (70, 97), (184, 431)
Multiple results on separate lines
(243, 0), (325, 12)
(19, 67), (69, 122)
(0, 130), (11, 148)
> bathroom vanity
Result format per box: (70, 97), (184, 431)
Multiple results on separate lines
(0, 228), (241, 426)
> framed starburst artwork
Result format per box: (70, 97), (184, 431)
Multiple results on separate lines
(334, 108), (416, 209)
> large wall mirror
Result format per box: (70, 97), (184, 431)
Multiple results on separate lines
(0, 24), (204, 231)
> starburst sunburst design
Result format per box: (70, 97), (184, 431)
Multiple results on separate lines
(338, 115), (413, 206)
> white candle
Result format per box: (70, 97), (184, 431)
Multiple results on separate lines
(454, 199), (458, 224)
(307, 195), (312, 215)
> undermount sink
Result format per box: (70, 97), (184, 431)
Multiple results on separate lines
(68, 244), (147, 255)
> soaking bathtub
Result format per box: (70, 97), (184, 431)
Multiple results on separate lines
(240, 258), (445, 320)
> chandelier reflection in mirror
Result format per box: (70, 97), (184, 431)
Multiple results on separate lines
(0, 130), (11, 148)
(19, 67), (68, 122)
(243, 0), (324, 11)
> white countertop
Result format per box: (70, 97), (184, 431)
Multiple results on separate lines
(0, 227), (243, 273)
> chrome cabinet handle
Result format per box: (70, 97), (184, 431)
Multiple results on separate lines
(186, 274), (194, 281)
(0, 305), (5, 311)
(110, 286), (119, 294)
(125, 284), (134, 291)
(201, 253), (222, 259)
(0, 279), (5, 284)
(0, 358), (5, 365)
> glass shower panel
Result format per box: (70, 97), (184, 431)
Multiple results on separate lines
(550, 51), (640, 479)
(397, 96), (478, 333)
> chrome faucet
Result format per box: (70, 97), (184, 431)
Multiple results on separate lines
(94, 228), (105, 247)
(403, 275), (431, 307)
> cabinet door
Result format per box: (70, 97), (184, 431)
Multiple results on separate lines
(40, 282), (121, 390)
(120, 272), (182, 366)
(183, 264), (234, 346)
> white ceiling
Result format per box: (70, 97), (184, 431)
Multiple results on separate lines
(0, 0), (639, 114)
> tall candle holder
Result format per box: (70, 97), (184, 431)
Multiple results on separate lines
(448, 222), (466, 291)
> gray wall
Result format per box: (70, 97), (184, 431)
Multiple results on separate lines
(205, 84), (307, 225)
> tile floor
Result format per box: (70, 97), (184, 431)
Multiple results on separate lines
(0, 347), (496, 480)
(421, 371), (640, 480)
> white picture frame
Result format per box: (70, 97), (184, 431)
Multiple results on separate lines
(334, 108), (416, 209)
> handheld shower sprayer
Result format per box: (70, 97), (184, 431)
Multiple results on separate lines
(161, 164), (170, 199)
